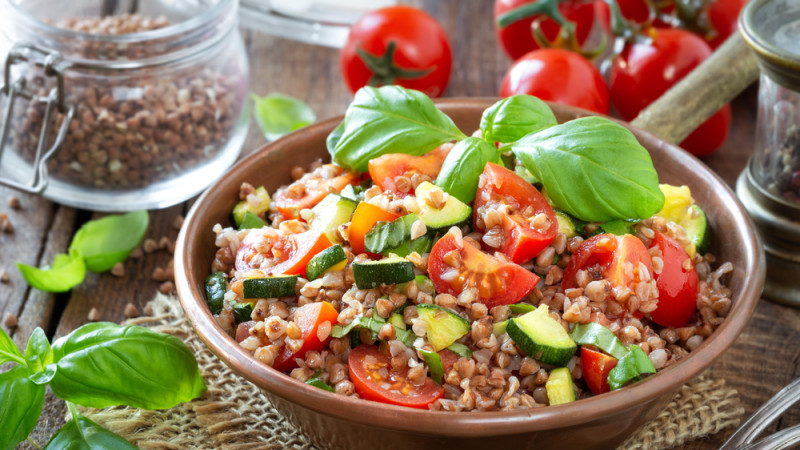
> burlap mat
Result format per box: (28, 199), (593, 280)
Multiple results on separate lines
(79, 294), (745, 449)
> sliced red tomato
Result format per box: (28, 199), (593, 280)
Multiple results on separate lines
(349, 344), (443, 409)
(429, 232), (540, 309)
(438, 348), (460, 373)
(235, 229), (332, 278)
(368, 145), (450, 197)
(273, 165), (360, 220)
(580, 346), (618, 395)
(348, 202), (401, 256)
(273, 301), (339, 372)
(500, 48), (610, 114)
(494, 0), (598, 60)
(649, 232), (699, 328)
(474, 162), (557, 264)
(563, 234), (653, 293)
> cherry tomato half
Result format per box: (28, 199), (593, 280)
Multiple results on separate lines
(501, 48), (610, 114)
(649, 231), (699, 328)
(348, 344), (444, 409)
(609, 28), (730, 156)
(340, 6), (452, 98)
(348, 202), (402, 256)
(494, 0), (597, 60)
(563, 233), (654, 293)
(474, 163), (557, 264)
(368, 145), (451, 197)
(580, 346), (618, 395)
(429, 232), (540, 309)
(273, 301), (339, 372)
(273, 165), (360, 220)
(235, 229), (332, 278)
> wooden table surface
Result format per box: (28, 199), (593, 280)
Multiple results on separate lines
(1, 1), (794, 448)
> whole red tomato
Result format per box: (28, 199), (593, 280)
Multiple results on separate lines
(340, 6), (452, 98)
(706, 0), (748, 49)
(500, 48), (610, 114)
(609, 28), (730, 156)
(494, 0), (597, 60)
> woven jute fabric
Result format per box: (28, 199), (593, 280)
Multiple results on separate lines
(80, 294), (744, 450)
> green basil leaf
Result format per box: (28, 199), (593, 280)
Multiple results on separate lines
(446, 342), (473, 359)
(597, 219), (638, 236)
(50, 323), (206, 409)
(512, 117), (665, 222)
(238, 210), (268, 230)
(418, 349), (444, 385)
(69, 210), (149, 273)
(17, 251), (86, 293)
(44, 411), (136, 450)
(607, 344), (656, 390)
(0, 326), (24, 366)
(24, 327), (53, 375)
(480, 95), (557, 144)
(570, 322), (629, 360)
(326, 120), (346, 155)
(435, 137), (502, 204)
(305, 370), (335, 393)
(252, 93), (316, 141)
(331, 86), (467, 172)
(0, 365), (45, 450)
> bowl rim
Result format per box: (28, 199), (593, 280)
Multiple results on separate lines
(175, 98), (765, 437)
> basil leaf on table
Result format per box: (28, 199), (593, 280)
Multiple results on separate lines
(44, 405), (136, 450)
(0, 365), (45, 450)
(330, 86), (467, 172)
(252, 93), (316, 141)
(435, 137), (502, 204)
(69, 210), (149, 273)
(512, 117), (665, 222)
(0, 326), (24, 366)
(50, 322), (206, 410)
(480, 95), (557, 144)
(16, 250), (86, 293)
(607, 344), (656, 391)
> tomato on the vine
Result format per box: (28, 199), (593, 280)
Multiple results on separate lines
(706, 0), (748, 49)
(348, 344), (443, 409)
(500, 48), (610, 114)
(609, 28), (730, 156)
(474, 163), (557, 264)
(494, 0), (597, 60)
(428, 231), (540, 309)
(649, 231), (699, 328)
(340, 6), (452, 98)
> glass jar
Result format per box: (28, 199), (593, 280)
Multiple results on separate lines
(738, 0), (800, 306)
(0, 0), (249, 211)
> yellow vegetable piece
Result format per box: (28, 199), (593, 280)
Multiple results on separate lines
(656, 184), (698, 258)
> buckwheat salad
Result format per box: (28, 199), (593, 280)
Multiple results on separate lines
(205, 86), (733, 411)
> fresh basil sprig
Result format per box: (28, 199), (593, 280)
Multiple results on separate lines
(480, 95), (557, 144)
(330, 86), (466, 172)
(0, 323), (206, 449)
(435, 137), (503, 204)
(608, 344), (656, 390)
(513, 117), (664, 222)
(17, 210), (149, 292)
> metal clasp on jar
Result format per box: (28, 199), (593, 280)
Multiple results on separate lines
(0, 42), (74, 194)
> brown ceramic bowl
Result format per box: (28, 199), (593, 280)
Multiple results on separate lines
(175, 99), (764, 450)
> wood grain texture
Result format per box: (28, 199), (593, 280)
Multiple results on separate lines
(0, 0), (790, 448)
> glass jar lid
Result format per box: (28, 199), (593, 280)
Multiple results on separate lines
(740, 0), (800, 90)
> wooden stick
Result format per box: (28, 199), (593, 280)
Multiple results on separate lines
(632, 33), (760, 144)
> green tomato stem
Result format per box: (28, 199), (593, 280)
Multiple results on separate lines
(356, 41), (433, 87)
(496, 0), (571, 29)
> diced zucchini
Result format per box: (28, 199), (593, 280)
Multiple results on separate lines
(545, 367), (576, 405)
(446, 342), (473, 359)
(305, 245), (347, 281)
(507, 304), (576, 366)
(242, 275), (298, 299)
(509, 303), (536, 315)
(554, 209), (583, 238)
(514, 163), (539, 185)
(233, 186), (270, 227)
(239, 211), (268, 230)
(390, 312), (406, 330)
(419, 349), (444, 385)
(204, 272), (226, 315)
(682, 204), (710, 256)
(233, 302), (253, 323)
(416, 304), (470, 351)
(492, 320), (508, 336)
(365, 214), (431, 257)
(310, 194), (357, 244)
(396, 275), (436, 297)
(414, 182), (471, 231)
(351, 256), (415, 289)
